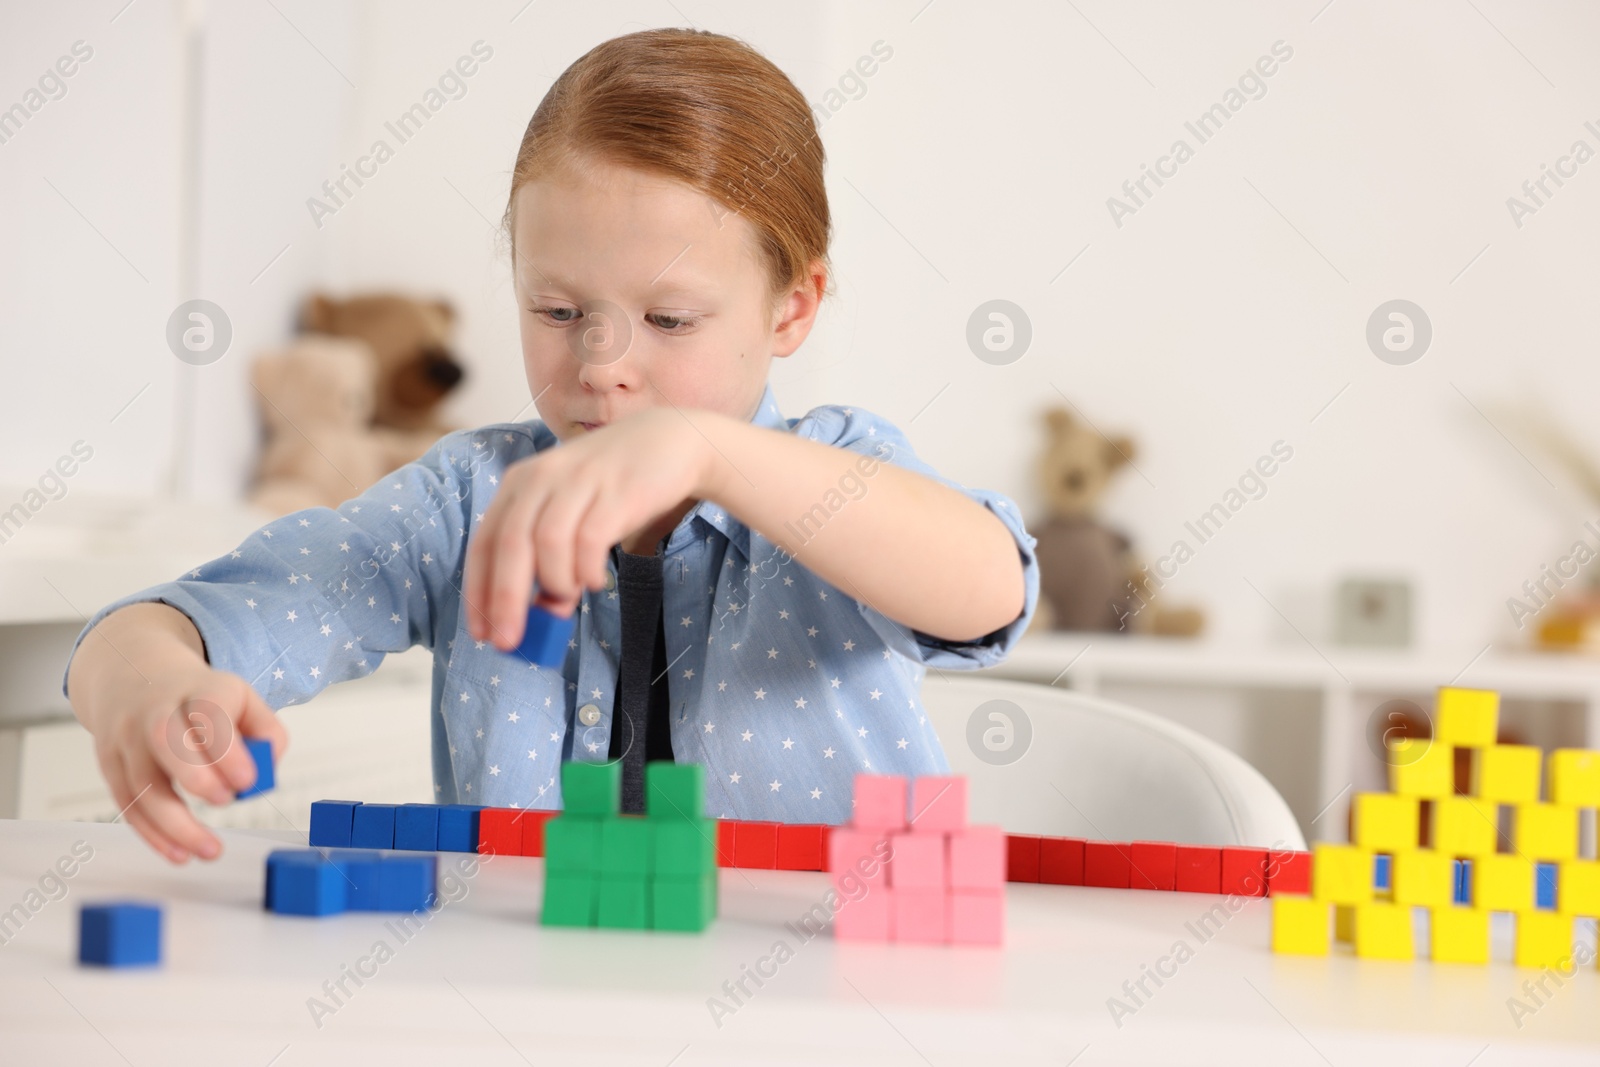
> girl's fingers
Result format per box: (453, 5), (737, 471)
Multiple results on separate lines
(572, 490), (633, 590)
(146, 698), (236, 805)
(483, 474), (553, 649)
(124, 746), (223, 861)
(100, 747), (189, 863)
(529, 478), (600, 611)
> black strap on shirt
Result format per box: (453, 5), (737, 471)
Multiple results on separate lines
(608, 546), (676, 814)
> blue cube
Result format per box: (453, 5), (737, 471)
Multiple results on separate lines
(309, 800), (361, 848)
(271, 855), (347, 916)
(379, 854), (437, 912)
(1535, 862), (1558, 910)
(326, 850), (386, 910)
(513, 603), (575, 668)
(351, 803), (398, 849)
(1373, 853), (1391, 892)
(1453, 859), (1472, 905)
(395, 804), (440, 851)
(265, 849), (325, 910)
(79, 903), (161, 967)
(437, 805), (482, 852)
(236, 737), (275, 799)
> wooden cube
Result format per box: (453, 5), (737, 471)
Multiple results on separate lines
(1436, 687), (1498, 747)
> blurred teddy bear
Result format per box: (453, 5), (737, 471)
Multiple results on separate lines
(300, 293), (467, 464)
(1030, 406), (1203, 636)
(247, 337), (419, 516)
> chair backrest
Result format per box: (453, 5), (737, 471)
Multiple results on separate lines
(921, 676), (1306, 850)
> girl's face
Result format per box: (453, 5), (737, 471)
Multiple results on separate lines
(511, 157), (815, 441)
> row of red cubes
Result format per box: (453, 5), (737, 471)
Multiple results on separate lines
(475, 809), (1311, 897)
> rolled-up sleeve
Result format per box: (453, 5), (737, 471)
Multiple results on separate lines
(61, 430), (483, 707)
(794, 405), (1040, 670)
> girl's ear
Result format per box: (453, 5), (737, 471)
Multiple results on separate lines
(770, 259), (827, 358)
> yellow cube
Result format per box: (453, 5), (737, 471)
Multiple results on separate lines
(1548, 749), (1600, 807)
(1391, 849), (1454, 907)
(1353, 901), (1415, 960)
(1272, 895), (1331, 956)
(1352, 793), (1420, 852)
(1514, 910), (1575, 970)
(1312, 843), (1374, 905)
(1334, 903), (1355, 943)
(1514, 803), (1579, 862)
(1432, 796), (1500, 857)
(1558, 859), (1600, 917)
(1436, 687), (1498, 746)
(1474, 745), (1542, 803)
(1430, 906), (1490, 964)
(1389, 737), (1453, 798)
(1474, 854), (1534, 912)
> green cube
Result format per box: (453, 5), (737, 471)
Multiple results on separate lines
(544, 815), (603, 873)
(597, 876), (650, 929)
(650, 817), (717, 877)
(600, 817), (654, 878)
(652, 873), (717, 932)
(645, 761), (704, 820)
(562, 760), (620, 816)
(541, 872), (597, 927)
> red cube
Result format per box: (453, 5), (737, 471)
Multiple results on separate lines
(519, 810), (555, 857)
(1174, 845), (1222, 894)
(776, 824), (825, 871)
(1006, 834), (1041, 883)
(716, 820), (737, 868)
(1220, 847), (1269, 897)
(819, 825), (833, 872)
(733, 821), (779, 868)
(1084, 841), (1132, 888)
(1039, 837), (1085, 885)
(1129, 841), (1177, 890)
(477, 808), (522, 856)
(1268, 850), (1312, 895)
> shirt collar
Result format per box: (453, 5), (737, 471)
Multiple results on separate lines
(666, 382), (787, 556)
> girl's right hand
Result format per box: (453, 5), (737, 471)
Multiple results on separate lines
(80, 656), (288, 864)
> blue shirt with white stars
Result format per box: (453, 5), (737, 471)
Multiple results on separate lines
(62, 383), (1040, 823)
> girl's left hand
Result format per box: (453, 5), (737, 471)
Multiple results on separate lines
(462, 406), (718, 649)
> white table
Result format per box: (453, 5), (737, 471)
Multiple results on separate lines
(1, 820), (1596, 1065)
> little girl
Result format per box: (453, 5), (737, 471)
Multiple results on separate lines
(64, 28), (1039, 864)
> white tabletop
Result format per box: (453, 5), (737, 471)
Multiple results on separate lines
(0, 819), (1596, 1065)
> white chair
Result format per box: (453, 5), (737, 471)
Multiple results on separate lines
(921, 676), (1306, 850)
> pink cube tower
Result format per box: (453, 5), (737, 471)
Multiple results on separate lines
(827, 773), (1004, 945)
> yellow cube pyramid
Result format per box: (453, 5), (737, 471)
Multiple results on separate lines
(1313, 844), (1374, 905)
(1430, 906), (1490, 964)
(1353, 901), (1414, 959)
(1352, 793), (1420, 852)
(1271, 895), (1330, 956)
(1391, 849), (1453, 908)
(1388, 737), (1453, 798)
(1513, 803), (1578, 862)
(1474, 745), (1542, 803)
(1432, 796), (1500, 857)
(1514, 910), (1575, 970)
(1548, 749), (1600, 807)
(1436, 687), (1498, 746)
(1557, 859), (1600, 918)
(1474, 854), (1534, 912)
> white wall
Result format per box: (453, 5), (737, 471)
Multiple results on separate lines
(7, 0), (1599, 659)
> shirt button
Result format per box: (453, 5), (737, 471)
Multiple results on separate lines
(604, 571), (616, 591)
(579, 703), (601, 726)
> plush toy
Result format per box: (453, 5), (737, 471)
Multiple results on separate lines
(1029, 406), (1203, 636)
(247, 337), (415, 517)
(300, 293), (467, 464)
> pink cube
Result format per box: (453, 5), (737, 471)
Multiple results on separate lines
(886, 831), (945, 890)
(908, 776), (967, 833)
(947, 825), (1006, 890)
(851, 774), (908, 830)
(829, 828), (890, 889)
(948, 889), (1004, 945)
(833, 888), (892, 941)
(891, 889), (948, 943)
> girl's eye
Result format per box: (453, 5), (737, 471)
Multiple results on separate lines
(529, 305), (579, 324)
(647, 313), (700, 332)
